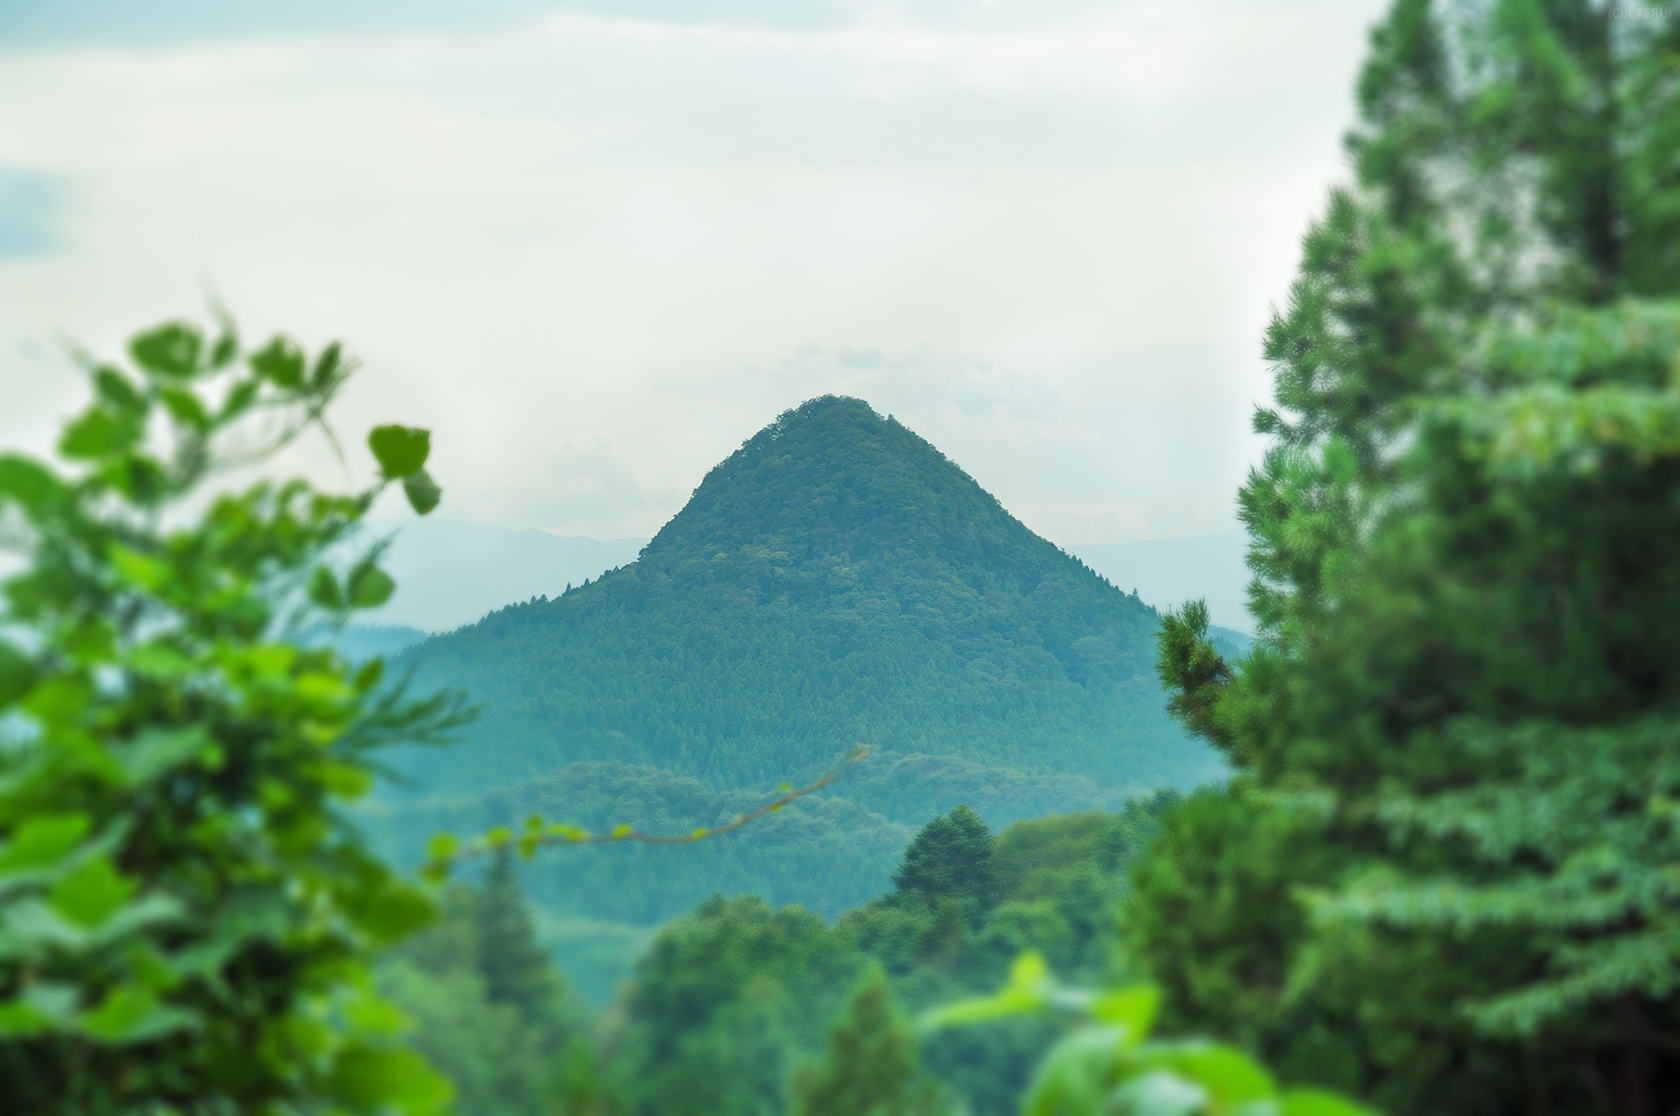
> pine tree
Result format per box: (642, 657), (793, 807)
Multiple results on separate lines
(474, 847), (567, 1025)
(892, 805), (995, 909)
(1133, 3), (1680, 1114)
(787, 968), (947, 1116)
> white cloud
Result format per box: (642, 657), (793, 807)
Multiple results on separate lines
(0, 0), (1386, 545)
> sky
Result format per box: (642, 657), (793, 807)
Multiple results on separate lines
(0, 0), (1388, 546)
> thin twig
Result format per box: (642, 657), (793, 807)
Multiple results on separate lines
(445, 745), (870, 864)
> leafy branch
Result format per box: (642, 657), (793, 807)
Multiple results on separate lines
(421, 746), (870, 879)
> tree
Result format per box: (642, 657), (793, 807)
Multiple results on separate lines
(0, 314), (467, 1112)
(892, 805), (995, 910)
(476, 846), (567, 1021)
(788, 967), (948, 1116)
(1133, 3), (1680, 1113)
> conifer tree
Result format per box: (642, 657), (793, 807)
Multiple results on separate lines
(787, 968), (947, 1116)
(475, 847), (566, 1024)
(1133, 3), (1680, 1114)
(892, 805), (995, 909)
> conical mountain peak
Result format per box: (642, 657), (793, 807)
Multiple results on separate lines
(641, 395), (1062, 595)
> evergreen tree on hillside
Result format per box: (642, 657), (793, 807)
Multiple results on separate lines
(893, 806), (995, 909)
(476, 847), (566, 1021)
(1135, 3), (1680, 1113)
(787, 969), (949, 1116)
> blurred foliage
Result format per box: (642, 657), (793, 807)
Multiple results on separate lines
(605, 798), (1174, 1116)
(923, 953), (1372, 1116)
(379, 849), (587, 1116)
(0, 314), (469, 1111)
(1131, 2), (1680, 1113)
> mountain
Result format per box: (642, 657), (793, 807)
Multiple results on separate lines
(386, 396), (1221, 803)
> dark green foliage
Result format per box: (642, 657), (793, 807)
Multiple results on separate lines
(389, 395), (1217, 800)
(891, 805), (995, 909)
(609, 799), (1172, 1116)
(0, 315), (466, 1113)
(381, 858), (585, 1116)
(787, 968), (949, 1116)
(476, 847), (568, 1019)
(1129, 3), (1680, 1113)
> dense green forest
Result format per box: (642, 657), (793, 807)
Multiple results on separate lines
(383, 798), (1173, 1116)
(383, 395), (1224, 799)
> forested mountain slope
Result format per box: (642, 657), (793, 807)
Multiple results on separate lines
(386, 396), (1219, 804)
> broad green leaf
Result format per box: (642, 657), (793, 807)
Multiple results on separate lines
(0, 814), (92, 874)
(368, 425), (430, 479)
(1091, 985), (1161, 1049)
(402, 469), (442, 515)
(50, 858), (138, 929)
(249, 336), (305, 387)
(1133, 1042), (1276, 1106)
(93, 366), (146, 414)
(347, 564), (395, 609)
(327, 1043), (454, 1116)
(129, 322), (202, 378)
(1278, 1089), (1380, 1116)
(0, 453), (62, 512)
(157, 385), (211, 433)
(309, 567), (344, 611)
(109, 544), (169, 591)
(127, 643), (195, 680)
(920, 950), (1053, 1029)
(219, 377), (260, 421)
(1023, 1027), (1128, 1116)
(0, 640), (37, 707)
(208, 328), (238, 369)
(60, 407), (126, 460)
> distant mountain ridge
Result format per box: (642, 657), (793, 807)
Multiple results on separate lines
(389, 396), (1220, 802)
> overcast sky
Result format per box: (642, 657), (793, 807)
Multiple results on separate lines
(0, 0), (1387, 545)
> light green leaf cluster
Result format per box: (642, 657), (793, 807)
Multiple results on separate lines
(0, 314), (470, 1112)
(923, 954), (1374, 1116)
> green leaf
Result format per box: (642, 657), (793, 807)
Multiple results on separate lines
(219, 378), (260, 422)
(1091, 985), (1161, 1049)
(327, 1044), (454, 1116)
(129, 322), (203, 378)
(249, 336), (305, 388)
(208, 329), (239, 369)
(50, 858), (139, 929)
(1107, 1070), (1207, 1116)
(0, 640), (37, 708)
(919, 951), (1052, 1029)
(0, 814), (91, 875)
(347, 564), (396, 609)
(402, 469), (442, 515)
(109, 544), (169, 591)
(308, 567), (344, 611)
(368, 426), (431, 479)
(1023, 1027), (1128, 1116)
(1278, 1089), (1380, 1116)
(93, 366), (147, 414)
(425, 833), (458, 863)
(60, 407), (127, 460)
(313, 341), (344, 387)
(157, 385), (211, 433)
(0, 453), (63, 513)
(1132, 1042), (1276, 1107)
